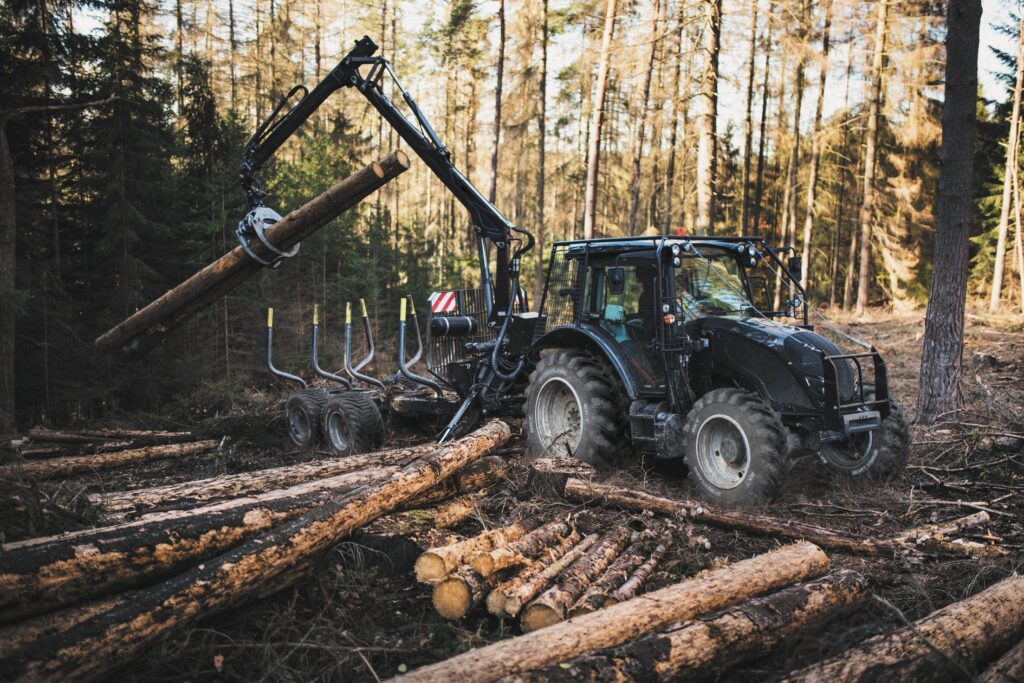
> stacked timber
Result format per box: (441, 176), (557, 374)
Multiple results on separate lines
(0, 421), (511, 682)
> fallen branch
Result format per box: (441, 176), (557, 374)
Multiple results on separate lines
(782, 575), (1024, 682)
(394, 542), (829, 683)
(0, 420), (509, 682)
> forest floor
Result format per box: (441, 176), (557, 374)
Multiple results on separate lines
(1, 309), (1022, 681)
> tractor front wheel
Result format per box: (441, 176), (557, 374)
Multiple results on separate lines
(683, 388), (790, 505)
(817, 394), (910, 477)
(524, 349), (628, 468)
(285, 388), (329, 449)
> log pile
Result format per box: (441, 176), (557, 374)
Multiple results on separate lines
(0, 421), (511, 682)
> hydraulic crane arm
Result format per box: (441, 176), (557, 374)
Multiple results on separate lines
(239, 35), (533, 319)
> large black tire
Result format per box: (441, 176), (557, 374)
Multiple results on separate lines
(321, 391), (385, 456)
(817, 394), (910, 477)
(285, 388), (329, 449)
(682, 388), (790, 505)
(523, 349), (629, 468)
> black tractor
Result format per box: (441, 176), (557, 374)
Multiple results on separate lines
(520, 236), (910, 505)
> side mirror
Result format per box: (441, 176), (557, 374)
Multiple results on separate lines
(788, 256), (802, 281)
(607, 267), (626, 295)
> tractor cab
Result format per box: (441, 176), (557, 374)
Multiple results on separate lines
(525, 235), (909, 505)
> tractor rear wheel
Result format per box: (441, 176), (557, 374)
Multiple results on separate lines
(322, 391), (384, 456)
(285, 388), (329, 449)
(524, 349), (628, 468)
(683, 388), (790, 505)
(817, 393), (910, 477)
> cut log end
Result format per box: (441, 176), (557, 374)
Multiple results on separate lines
(471, 555), (496, 577)
(486, 589), (509, 617)
(433, 578), (472, 620)
(414, 553), (448, 584)
(521, 603), (561, 633)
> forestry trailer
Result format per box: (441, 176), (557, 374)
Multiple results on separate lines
(240, 36), (910, 505)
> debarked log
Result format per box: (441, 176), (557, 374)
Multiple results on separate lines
(392, 542), (829, 683)
(415, 518), (541, 584)
(782, 574), (1024, 683)
(95, 152), (411, 355)
(6, 440), (219, 481)
(0, 420), (510, 683)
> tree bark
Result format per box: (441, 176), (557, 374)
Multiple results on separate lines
(740, 0), (760, 234)
(433, 493), (483, 529)
(471, 518), (574, 577)
(626, 0), (661, 234)
(582, 0), (618, 239)
(979, 636), (1024, 683)
(0, 420), (510, 682)
(695, 0), (722, 234)
(783, 575), (1024, 682)
(569, 532), (658, 617)
(7, 440), (219, 481)
(830, 41), (855, 308)
(521, 571), (866, 682)
(88, 441), (442, 518)
(487, 530), (586, 617)
(397, 542), (829, 683)
(500, 532), (597, 618)
(854, 0), (889, 316)
(989, 19), (1024, 312)
(662, 10), (685, 232)
(415, 519), (541, 584)
(751, 6), (774, 234)
(891, 511), (990, 545)
(533, 0), (548, 304)
(607, 530), (672, 606)
(521, 527), (631, 632)
(562, 478), (911, 557)
(488, 0), (504, 206)
(800, 0), (833, 292)
(398, 456), (509, 510)
(433, 565), (495, 620)
(95, 152), (410, 355)
(917, 0), (981, 423)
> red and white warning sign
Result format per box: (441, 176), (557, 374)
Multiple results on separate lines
(429, 291), (458, 314)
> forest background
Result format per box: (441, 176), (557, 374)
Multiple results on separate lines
(1, 0), (1020, 430)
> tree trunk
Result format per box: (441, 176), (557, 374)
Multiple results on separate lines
(980, 636), (1024, 683)
(521, 527), (631, 632)
(916, 0), (980, 423)
(1013, 160), (1024, 314)
(607, 530), (672, 606)
(854, 0), (889, 316)
(830, 41), (855, 308)
(569, 532), (659, 617)
(433, 493), (483, 529)
(799, 0), (833, 292)
(740, 0), (760, 234)
(562, 478), (910, 557)
(7, 440), (219, 481)
(95, 152), (410, 355)
(398, 456), (509, 510)
(783, 575), (1024, 682)
(989, 20), (1024, 312)
(433, 565), (495, 620)
(0, 421), (510, 682)
(582, 0), (618, 239)
(488, 0), (504, 206)
(695, 0), (722, 234)
(471, 518), (574, 577)
(415, 519), (541, 584)
(88, 441), (442, 518)
(397, 542), (829, 683)
(626, 0), (661, 234)
(523, 571), (866, 682)
(751, 6), (774, 234)
(487, 530), (587, 617)
(662, 10), (685, 232)
(534, 0), (548, 304)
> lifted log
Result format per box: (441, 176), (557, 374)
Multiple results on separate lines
(6, 440), (219, 481)
(520, 570), (867, 682)
(521, 527), (631, 633)
(89, 441), (441, 518)
(471, 518), (575, 577)
(563, 478), (909, 557)
(569, 531), (660, 617)
(783, 575), (1024, 682)
(415, 518), (541, 584)
(396, 542), (829, 683)
(606, 530), (673, 606)
(487, 531), (585, 618)
(95, 152), (410, 355)
(0, 420), (509, 683)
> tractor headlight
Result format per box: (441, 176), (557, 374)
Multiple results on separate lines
(671, 244), (681, 256)
(673, 257), (681, 266)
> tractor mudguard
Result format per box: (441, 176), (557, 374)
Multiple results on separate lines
(532, 324), (642, 401)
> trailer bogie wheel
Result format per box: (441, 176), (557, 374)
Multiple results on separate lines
(817, 393), (910, 477)
(285, 388), (329, 449)
(683, 388), (790, 505)
(322, 391), (384, 455)
(524, 348), (628, 469)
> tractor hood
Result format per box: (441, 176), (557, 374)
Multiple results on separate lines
(690, 316), (856, 410)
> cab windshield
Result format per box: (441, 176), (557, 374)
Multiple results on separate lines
(675, 251), (756, 319)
